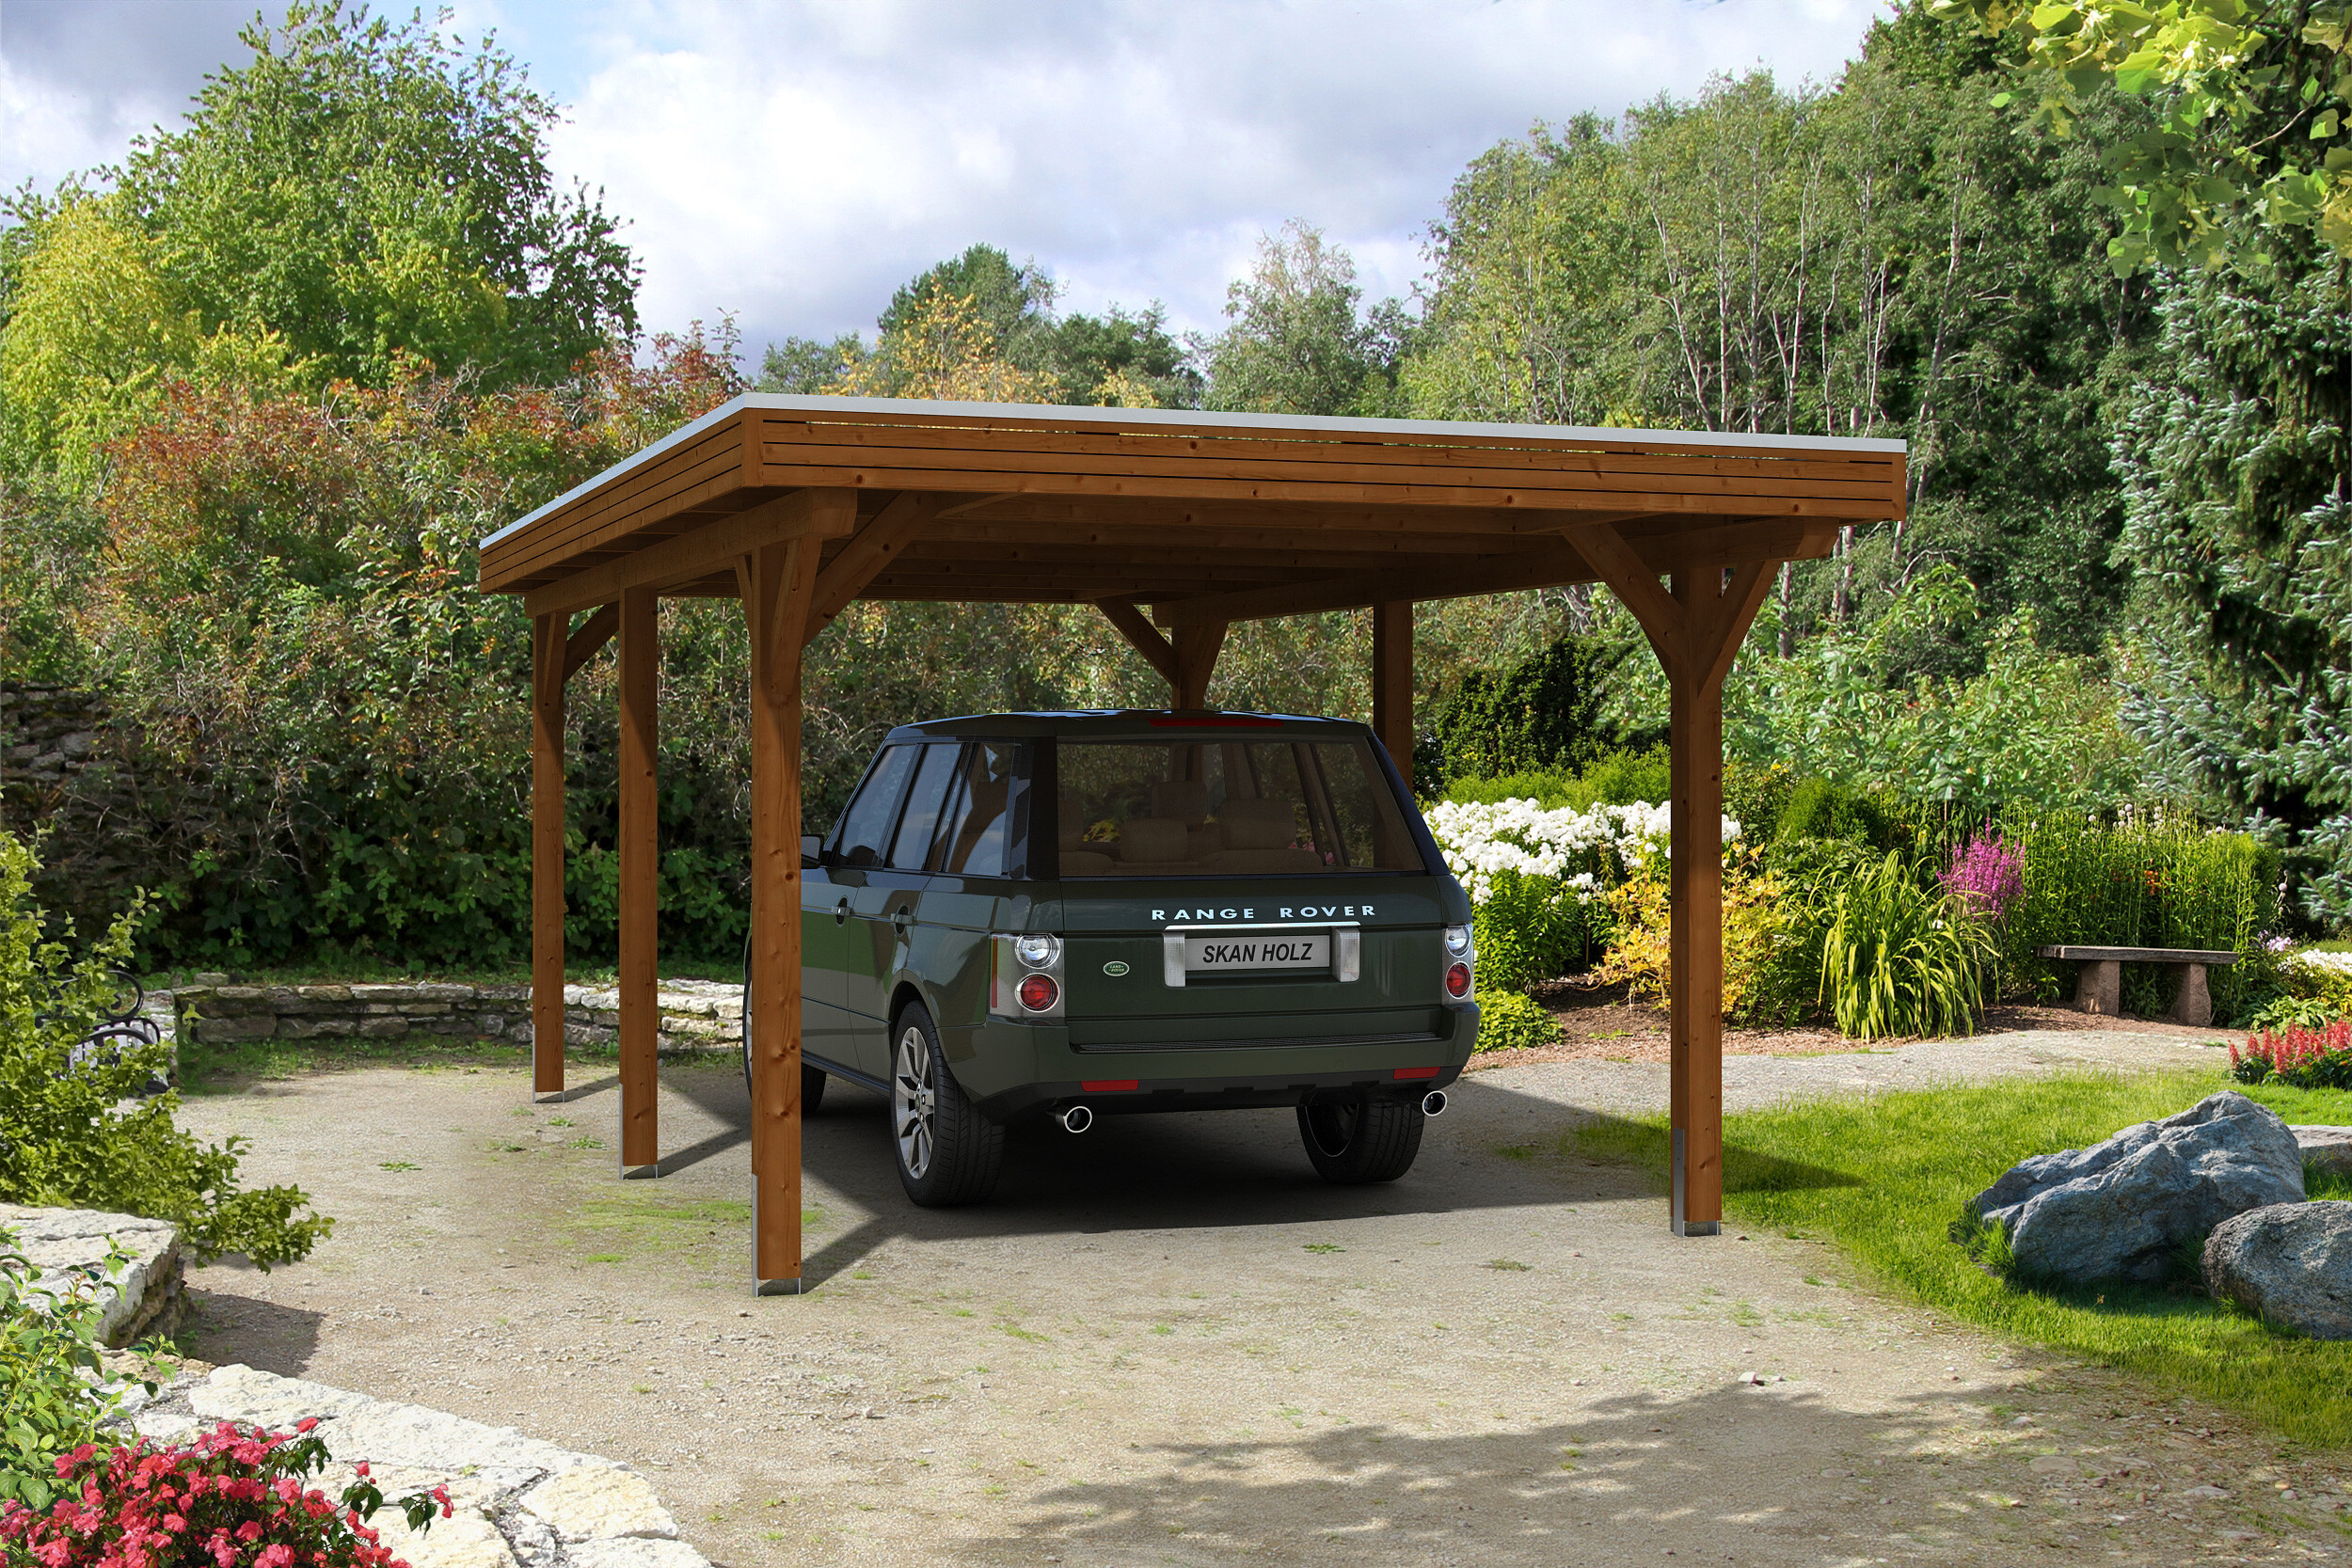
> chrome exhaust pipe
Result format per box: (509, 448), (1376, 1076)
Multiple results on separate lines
(1420, 1089), (1447, 1117)
(1057, 1103), (1094, 1134)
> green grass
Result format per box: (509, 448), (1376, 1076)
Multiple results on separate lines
(1573, 1069), (2352, 1448)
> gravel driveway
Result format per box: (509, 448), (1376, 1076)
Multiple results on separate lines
(172, 1029), (2347, 1566)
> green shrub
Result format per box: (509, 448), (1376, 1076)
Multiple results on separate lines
(1468, 867), (1600, 991)
(1438, 748), (1669, 812)
(1818, 851), (1993, 1039)
(1773, 775), (1891, 847)
(0, 832), (329, 1267)
(1420, 633), (1617, 795)
(0, 1230), (155, 1509)
(1472, 989), (1565, 1053)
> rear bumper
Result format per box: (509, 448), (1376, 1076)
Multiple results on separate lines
(958, 1000), (1478, 1123)
(973, 1061), (1463, 1122)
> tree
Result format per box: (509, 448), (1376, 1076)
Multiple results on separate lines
(1201, 221), (1404, 417)
(1931, 0), (2352, 272)
(756, 333), (866, 395)
(111, 2), (636, 389)
(1405, 116), (1649, 427)
(878, 244), (1057, 370)
(2109, 257), (2352, 921)
(825, 282), (1057, 403)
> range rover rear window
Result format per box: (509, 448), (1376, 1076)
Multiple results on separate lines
(1054, 736), (1422, 877)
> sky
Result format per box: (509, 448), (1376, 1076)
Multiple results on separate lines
(2, 0), (1890, 357)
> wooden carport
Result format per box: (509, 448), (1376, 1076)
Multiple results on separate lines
(477, 394), (1905, 1291)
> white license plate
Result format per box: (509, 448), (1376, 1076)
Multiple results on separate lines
(1183, 931), (1329, 974)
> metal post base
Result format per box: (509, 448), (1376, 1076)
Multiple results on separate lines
(620, 1163), (660, 1180)
(1669, 1127), (1720, 1237)
(532, 1089), (573, 1104)
(755, 1276), (803, 1296)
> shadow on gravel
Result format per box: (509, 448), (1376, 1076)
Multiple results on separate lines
(178, 1281), (326, 1376)
(965, 1378), (2001, 1564)
(652, 1067), (1856, 1288)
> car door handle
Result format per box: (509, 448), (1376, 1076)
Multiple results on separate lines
(892, 907), (912, 935)
(834, 896), (850, 926)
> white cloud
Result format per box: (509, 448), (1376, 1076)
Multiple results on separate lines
(552, 0), (1889, 352)
(6, 0), (1891, 356)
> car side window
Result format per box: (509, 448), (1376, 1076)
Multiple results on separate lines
(935, 742), (1015, 876)
(886, 743), (960, 869)
(834, 745), (917, 867)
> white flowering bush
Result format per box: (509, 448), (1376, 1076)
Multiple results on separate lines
(2281, 948), (2352, 1020)
(1425, 798), (1741, 990)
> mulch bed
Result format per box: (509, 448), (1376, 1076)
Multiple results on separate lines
(1460, 976), (2230, 1072)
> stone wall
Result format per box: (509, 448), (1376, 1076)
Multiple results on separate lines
(0, 682), (148, 933)
(171, 978), (744, 1055)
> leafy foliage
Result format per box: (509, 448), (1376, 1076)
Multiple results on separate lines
(113, 3), (636, 390)
(1416, 633), (1619, 798)
(1200, 221), (1406, 417)
(0, 1234), (155, 1511)
(0, 832), (328, 1265)
(1817, 851), (1994, 1039)
(1470, 989), (1565, 1053)
(1933, 0), (2352, 270)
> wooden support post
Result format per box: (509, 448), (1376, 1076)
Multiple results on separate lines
(739, 528), (826, 1294)
(531, 613), (568, 1101)
(617, 587), (660, 1177)
(1172, 621), (1227, 710)
(1372, 600), (1414, 796)
(1564, 528), (1772, 1237)
(1667, 572), (1724, 1238)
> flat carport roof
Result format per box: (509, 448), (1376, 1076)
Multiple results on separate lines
(478, 394), (1905, 1291)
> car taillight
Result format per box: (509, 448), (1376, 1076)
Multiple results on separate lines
(1444, 961), (1471, 999)
(1018, 974), (1059, 1012)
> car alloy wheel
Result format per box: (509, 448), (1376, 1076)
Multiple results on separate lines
(894, 1024), (937, 1180)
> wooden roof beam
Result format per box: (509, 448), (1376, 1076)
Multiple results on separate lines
(1095, 597), (1180, 688)
(522, 488), (860, 619)
(1149, 516), (1836, 628)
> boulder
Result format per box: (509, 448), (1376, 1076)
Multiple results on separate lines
(2296, 1126), (2352, 1178)
(2201, 1201), (2352, 1339)
(1970, 1091), (2305, 1284)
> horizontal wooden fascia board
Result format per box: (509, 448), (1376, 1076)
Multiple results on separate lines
(748, 461), (1898, 518)
(750, 402), (1901, 462)
(753, 437), (1893, 506)
(519, 488), (859, 617)
(484, 436), (755, 589)
(483, 420), (755, 588)
(759, 417), (1902, 485)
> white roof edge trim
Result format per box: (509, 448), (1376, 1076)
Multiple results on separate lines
(480, 392), (1907, 552)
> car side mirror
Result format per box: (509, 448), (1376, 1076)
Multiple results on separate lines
(801, 833), (822, 868)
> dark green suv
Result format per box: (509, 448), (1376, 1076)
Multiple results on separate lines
(750, 710), (1479, 1206)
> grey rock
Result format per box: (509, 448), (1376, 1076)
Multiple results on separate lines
(2296, 1125), (2352, 1177)
(0, 1202), (184, 1345)
(1970, 1091), (2305, 1284)
(2201, 1200), (2352, 1339)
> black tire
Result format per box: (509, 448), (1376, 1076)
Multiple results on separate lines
(889, 1002), (1003, 1207)
(1297, 1093), (1424, 1183)
(739, 958), (827, 1113)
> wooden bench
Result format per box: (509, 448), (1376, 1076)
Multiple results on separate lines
(2035, 945), (2239, 1027)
